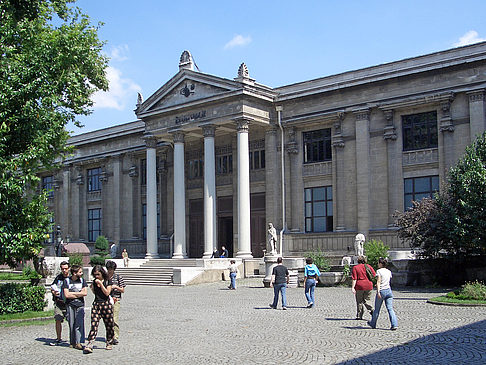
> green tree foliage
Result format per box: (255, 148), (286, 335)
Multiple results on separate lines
(0, 0), (108, 267)
(90, 235), (108, 266)
(396, 132), (486, 258)
(363, 239), (389, 270)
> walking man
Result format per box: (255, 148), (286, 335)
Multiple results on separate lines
(49, 261), (70, 346)
(106, 260), (126, 345)
(270, 257), (289, 310)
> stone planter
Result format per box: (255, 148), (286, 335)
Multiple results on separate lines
(318, 272), (346, 286)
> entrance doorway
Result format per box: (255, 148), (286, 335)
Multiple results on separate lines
(218, 216), (233, 258)
(188, 199), (203, 258)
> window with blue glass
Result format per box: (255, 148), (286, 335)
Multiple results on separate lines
(305, 186), (333, 232)
(404, 176), (439, 209)
(142, 203), (160, 240)
(88, 208), (102, 242)
(42, 175), (54, 198)
(303, 129), (332, 163)
(402, 111), (438, 151)
(87, 167), (102, 192)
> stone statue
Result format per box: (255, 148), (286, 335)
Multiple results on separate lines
(354, 233), (365, 257)
(267, 223), (278, 255)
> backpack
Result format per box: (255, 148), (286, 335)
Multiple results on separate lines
(365, 264), (375, 283)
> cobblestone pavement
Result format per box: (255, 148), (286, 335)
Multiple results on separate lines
(1, 278), (486, 364)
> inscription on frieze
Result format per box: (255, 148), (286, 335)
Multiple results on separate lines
(175, 110), (206, 125)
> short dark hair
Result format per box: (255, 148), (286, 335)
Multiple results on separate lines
(306, 257), (313, 265)
(105, 260), (117, 270)
(378, 257), (388, 267)
(277, 257), (283, 264)
(91, 265), (108, 280)
(70, 265), (82, 275)
(230, 260), (236, 264)
(357, 256), (367, 264)
(60, 261), (70, 268)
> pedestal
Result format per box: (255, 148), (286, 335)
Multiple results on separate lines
(263, 255), (279, 287)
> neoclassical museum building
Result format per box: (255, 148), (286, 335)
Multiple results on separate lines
(41, 42), (486, 259)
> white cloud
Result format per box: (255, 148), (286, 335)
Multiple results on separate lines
(224, 34), (252, 49)
(92, 66), (141, 110)
(109, 44), (130, 62)
(453, 30), (486, 47)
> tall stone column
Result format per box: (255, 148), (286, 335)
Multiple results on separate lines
(438, 98), (455, 182)
(332, 114), (346, 231)
(467, 90), (486, 141)
(383, 110), (399, 226)
(112, 154), (122, 245)
(202, 125), (217, 258)
(354, 110), (371, 236)
(172, 131), (187, 259)
(145, 136), (159, 259)
(265, 126), (279, 227)
(235, 119), (253, 258)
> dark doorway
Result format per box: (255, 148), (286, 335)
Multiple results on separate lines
(218, 217), (233, 258)
(189, 199), (203, 258)
(250, 193), (266, 257)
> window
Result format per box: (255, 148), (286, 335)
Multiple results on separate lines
(87, 167), (102, 192)
(402, 111), (438, 151)
(142, 203), (160, 240)
(140, 159), (147, 185)
(216, 154), (233, 175)
(88, 208), (102, 242)
(305, 186), (333, 232)
(303, 129), (332, 163)
(404, 176), (439, 209)
(188, 159), (204, 179)
(249, 149), (265, 170)
(42, 175), (54, 198)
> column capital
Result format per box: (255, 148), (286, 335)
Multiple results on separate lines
(235, 118), (250, 132)
(353, 109), (370, 121)
(383, 109), (397, 141)
(202, 125), (216, 138)
(143, 134), (158, 148)
(467, 89), (485, 103)
(439, 99), (455, 133)
(171, 131), (185, 143)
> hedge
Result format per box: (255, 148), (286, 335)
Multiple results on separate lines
(0, 283), (47, 314)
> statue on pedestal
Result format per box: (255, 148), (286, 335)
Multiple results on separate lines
(354, 233), (365, 257)
(267, 223), (278, 256)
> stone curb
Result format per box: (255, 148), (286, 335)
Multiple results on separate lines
(427, 299), (486, 307)
(0, 316), (53, 325)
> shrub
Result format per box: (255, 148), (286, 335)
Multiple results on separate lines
(67, 253), (83, 267)
(0, 283), (46, 314)
(89, 255), (106, 266)
(22, 265), (41, 280)
(447, 281), (486, 301)
(94, 235), (109, 256)
(364, 239), (389, 270)
(305, 250), (330, 272)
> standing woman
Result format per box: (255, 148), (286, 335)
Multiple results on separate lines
(84, 265), (115, 353)
(304, 257), (321, 308)
(368, 257), (398, 330)
(351, 255), (375, 320)
(62, 265), (88, 350)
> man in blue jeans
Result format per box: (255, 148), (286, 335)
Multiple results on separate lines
(270, 257), (289, 310)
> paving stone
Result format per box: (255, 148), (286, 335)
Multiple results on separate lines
(1, 279), (485, 364)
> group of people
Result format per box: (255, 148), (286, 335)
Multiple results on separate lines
(269, 255), (398, 330)
(50, 260), (126, 353)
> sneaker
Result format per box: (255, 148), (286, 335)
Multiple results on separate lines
(390, 326), (398, 331)
(50, 339), (62, 346)
(307, 302), (314, 308)
(282, 307), (287, 310)
(367, 321), (376, 329)
(112, 339), (119, 345)
(269, 304), (276, 309)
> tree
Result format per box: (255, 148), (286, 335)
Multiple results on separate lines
(0, 0), (108, 267)
(395, 132), (486, 258)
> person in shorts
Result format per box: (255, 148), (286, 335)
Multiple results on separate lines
(50, 261), (70, 346)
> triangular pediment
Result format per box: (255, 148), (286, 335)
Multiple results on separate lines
(137, 70), (240, 116)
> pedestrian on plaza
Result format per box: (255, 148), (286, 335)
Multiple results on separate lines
(84, 265), (115, 353)
(368, 257), (398, 331)
(110, 242), (117, 258)
(304, 257), (321, 308)
(62, 265), (88, 350)
(269, 257), (289, 310)
(220, 246), (229, 258)
(49, 261), (70, 346)
(228, 260), (237, 290)
(122, 248), (129, 267)
(106, 260), (126, 345)
(351, 255), (375, 320)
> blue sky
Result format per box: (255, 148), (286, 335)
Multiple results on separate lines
(72, 0), (486, 135)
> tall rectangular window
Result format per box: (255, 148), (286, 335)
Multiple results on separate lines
(402, 111), (438, 151)
(42, 175), (54, 198)
(140, 159), (147, 185)
(216, 154), (233, 175)
(88, 208), (102, 242)
(188, 159), (204, 179)
(249, 149), (265, 170)
(404, 176), (439, 209)
(305, 186), (333, 232)
(87, 167), (102, 192)
(303, 129), (332, 163)
(142, 203), (160, 240)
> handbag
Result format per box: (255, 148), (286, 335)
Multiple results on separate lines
(365, 264), (374, 282)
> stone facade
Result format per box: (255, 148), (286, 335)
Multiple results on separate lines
(41, 43), (486, 258)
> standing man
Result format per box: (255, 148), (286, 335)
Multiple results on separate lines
(110, 242), (117, 258)
(269, 257), (289, 310)
(105, 260), (126, 345)
(49, 261), (70, 346)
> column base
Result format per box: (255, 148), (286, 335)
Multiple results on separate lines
(202, 251), (213, 259)
(172, 253), (187, 259)
(236, 251), (253, 259)
(336, 226), (346, 232)
(145, 253), (160, 259)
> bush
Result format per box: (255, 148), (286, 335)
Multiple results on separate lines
(89, 255), (106, 266)
(447, 281), (486, 301)
(0, 283), (46, 314)
(364, 239), (389, 270)
(90, 235), (110, 266)
(67, 253), (83, 267)
(22, 265), (41, 280)
(305, 250), (331, 272)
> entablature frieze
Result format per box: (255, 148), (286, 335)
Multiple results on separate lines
(378, 91), (455, 111)
(402, 148), (439, 167)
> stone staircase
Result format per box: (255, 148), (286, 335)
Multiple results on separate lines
(115, 259), (199, 286)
